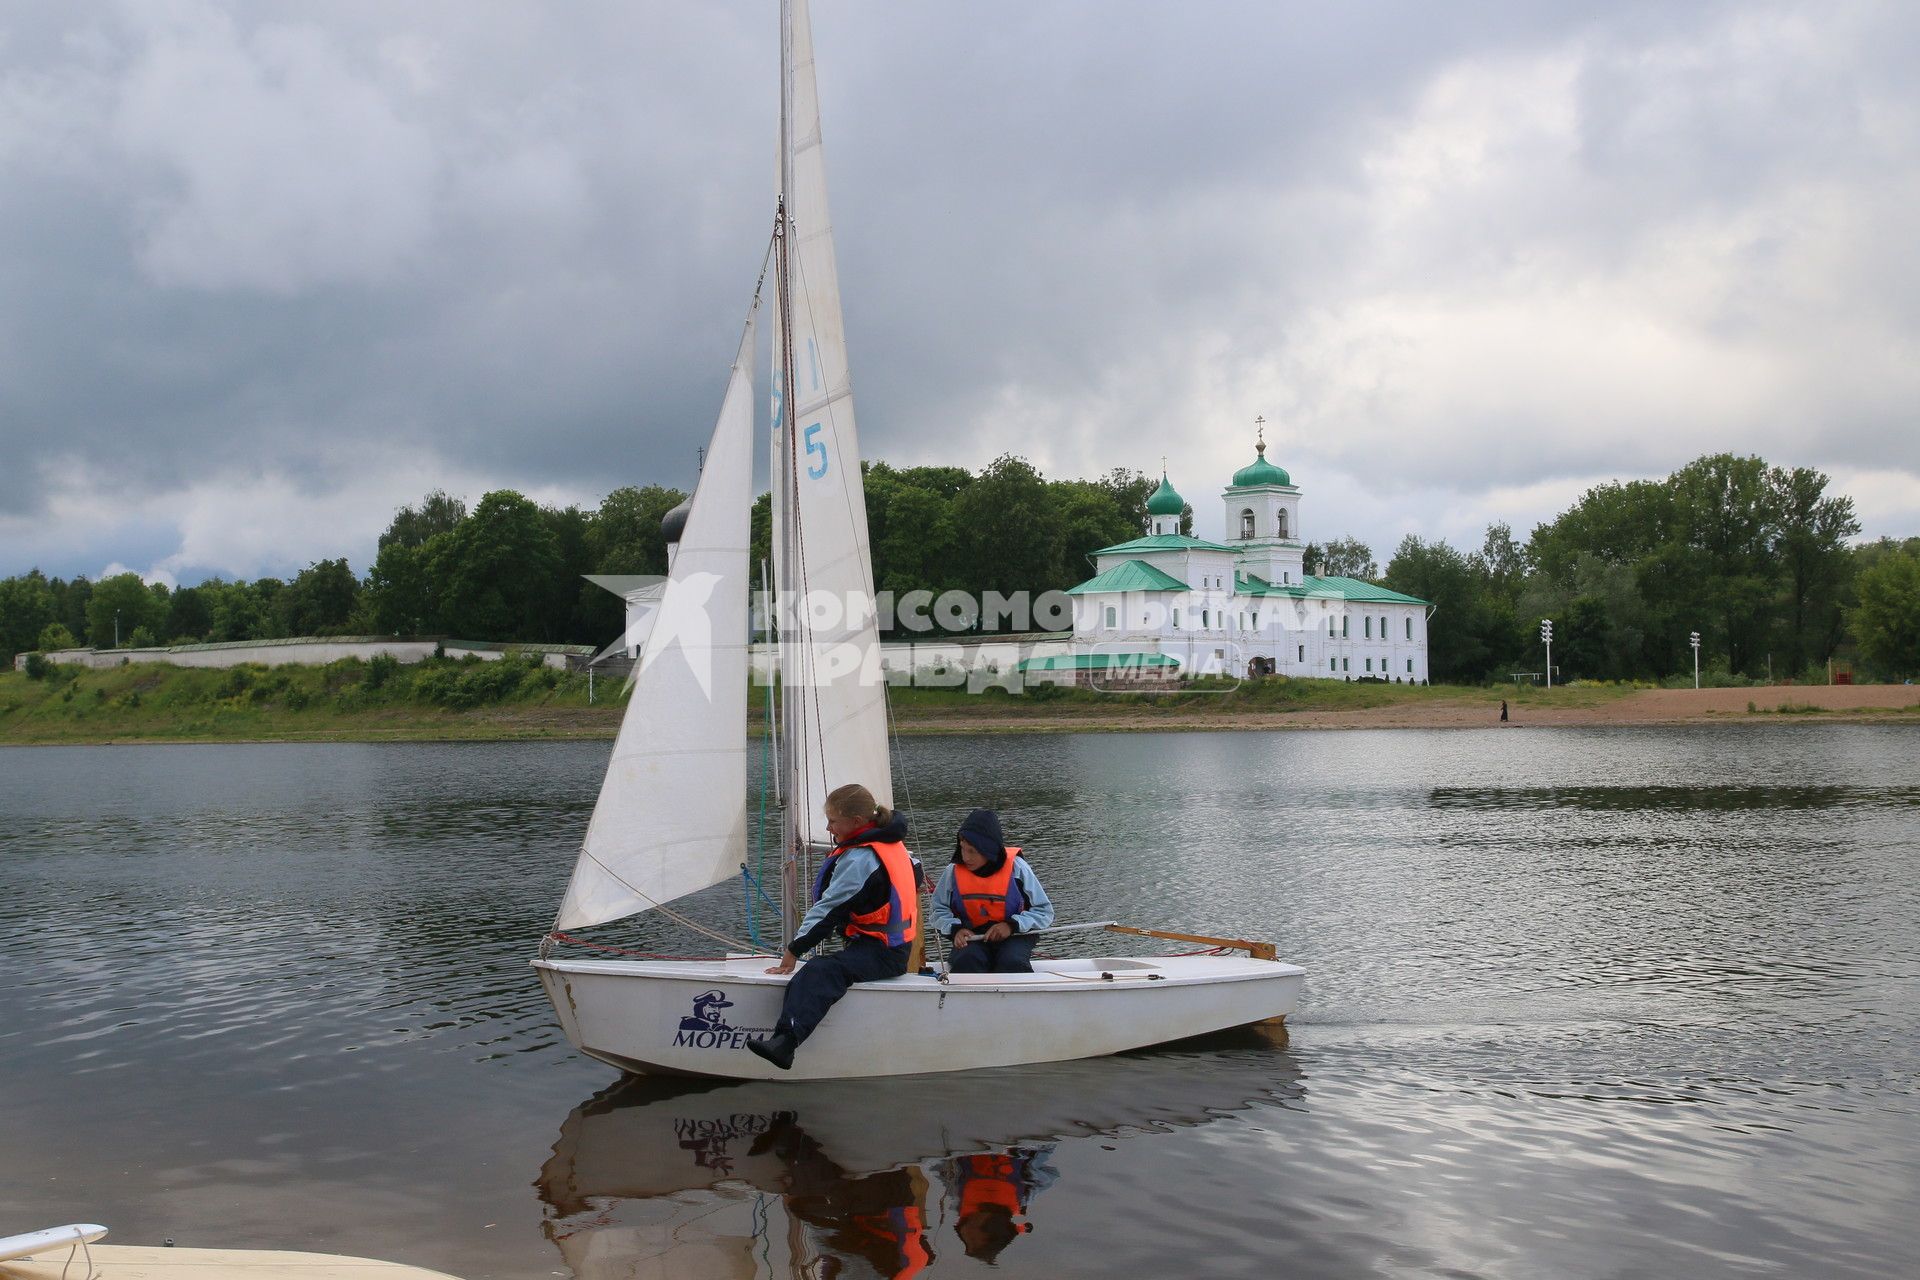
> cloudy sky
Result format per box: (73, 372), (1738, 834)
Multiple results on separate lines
(1, 0), (1914, 587)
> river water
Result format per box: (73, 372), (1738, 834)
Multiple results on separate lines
(1, 727), (1915, 1278)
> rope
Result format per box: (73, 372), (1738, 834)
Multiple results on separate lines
(58, 1233), (97, 1280)
(546, 931), (763, 962)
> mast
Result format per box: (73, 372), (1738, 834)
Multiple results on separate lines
(775, 0), (803, 940)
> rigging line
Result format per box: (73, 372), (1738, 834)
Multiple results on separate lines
(562, 846), (758, 953)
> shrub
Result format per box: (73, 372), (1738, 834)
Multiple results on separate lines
(37, 623), (77, 651)
(283, 686), (312, 711)
(365, 653), (400, 691)
(23, 653), (51, 679)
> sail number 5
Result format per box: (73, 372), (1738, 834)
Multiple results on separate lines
(804, 423), (828, 478)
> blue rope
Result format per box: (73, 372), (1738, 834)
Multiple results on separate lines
(739, 865), (763, 948)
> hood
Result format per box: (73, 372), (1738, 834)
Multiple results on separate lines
(842, 808), (911, 848)
(953, 807), (1008, 872)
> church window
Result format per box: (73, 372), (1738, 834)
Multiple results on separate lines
(1278, 510), (1289, 538)
(1239, 509), (1255, 539)
(1364, 616), (1372, 639)
(1343, 657), (1349, 671)
(1283, 571), (1290, 584)
(1380, 615), (1387, 637)
(1105, 606), (1116, 629)
(1329, 657), (1336, 672)
(1406, 658), (1413, 673)
(1202, 609), (1210, 628)
(1173, 610), (1181, 629)
(1297, 645), (1304, 662)
(1405, 616), (1412, 640)
(1341, 616), (1349, 638)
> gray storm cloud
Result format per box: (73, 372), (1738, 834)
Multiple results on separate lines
(0, 0), (1913, 583)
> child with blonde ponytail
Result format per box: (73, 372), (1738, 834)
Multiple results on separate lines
(748, 783), (920, 1071)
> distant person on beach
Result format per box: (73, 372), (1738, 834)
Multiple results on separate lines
(1501, 699), (1509, 723)
(931, 809), (1054, 973)
(749, 783), (918, 1072)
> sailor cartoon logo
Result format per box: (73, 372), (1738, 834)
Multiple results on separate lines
(672, 989), (774, 1049)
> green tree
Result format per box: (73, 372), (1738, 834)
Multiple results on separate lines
(37, 621), (78, 651)
(1852, 544), (1920, 678)
(587, 485), (685, 577)
(1317, 537), (1378, 580)
(380, 490), (468, 550)
(1385, 536), (1490, 681)
(202, 579), (265, 641)
(0, 571), (55, 661)
(85, 573), (165, 648)
(1559, 596), (1611, 680)
(164, 585), (213, 643)
(364, 540), (443, 635)
(276, 559), (361, 635)
(437, 490), (565, 640)
(952, 455), (1062, 607)
(1768, 465), (1858, 673)
(51, 575), (93, 646)
(1667, 454), (1775, 674)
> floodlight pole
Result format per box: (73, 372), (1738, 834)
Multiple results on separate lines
(1690, 631), (1700, 689)
(1540, 618), (1553, 690)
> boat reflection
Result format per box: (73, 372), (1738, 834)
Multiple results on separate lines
(536, 1026), (1299, 1278)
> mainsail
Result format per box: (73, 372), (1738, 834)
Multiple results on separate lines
(773, 0), (893, 852)
(554, 317), (757, 932)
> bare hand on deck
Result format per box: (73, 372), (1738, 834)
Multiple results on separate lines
(766, 951), (797, 975)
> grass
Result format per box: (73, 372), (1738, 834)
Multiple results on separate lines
(2, 660), (1644, 745)
(0, 655), (620, 745)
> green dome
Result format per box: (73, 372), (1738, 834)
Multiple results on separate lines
(1145, 473), (1184, 516)
(1231, 441), (1291, 487)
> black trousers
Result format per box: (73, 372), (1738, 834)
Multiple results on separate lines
(950, 933), (1037, 974)
(779, 937), (910, 1044)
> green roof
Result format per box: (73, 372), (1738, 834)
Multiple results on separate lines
(1094, 533), (1236, 556)
(1145, 473), (1185, 516)
(1229, 441), (1292, 488)
(1239, 574), (1428, 605)
(1066, 559), (1189, 595)
(1018, 652), (1182, 672)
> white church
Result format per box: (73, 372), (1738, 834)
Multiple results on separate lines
(1038, 432), (1432, 684)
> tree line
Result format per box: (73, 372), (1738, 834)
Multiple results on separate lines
(3, 451), (1916, 681)
(1381, 454), (1916, 682)
(0, 458), (1171, 661)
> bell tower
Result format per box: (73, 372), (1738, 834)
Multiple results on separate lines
(1223, 419), (1304, 585)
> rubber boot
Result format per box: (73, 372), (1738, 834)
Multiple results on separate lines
(747, 1032), (797, 1071)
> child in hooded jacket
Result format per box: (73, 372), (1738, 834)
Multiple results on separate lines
(929, 808), (1054, 973)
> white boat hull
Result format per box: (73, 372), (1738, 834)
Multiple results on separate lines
(534, 952), (1304, 1080)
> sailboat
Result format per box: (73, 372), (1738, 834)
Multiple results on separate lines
(532, 0), (1304, 1082)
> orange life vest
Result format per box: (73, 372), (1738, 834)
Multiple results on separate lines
(950, 847), (1025, 929)
(818, 837), (919, 947)
(851, 1206), (930, 1279)
(957, 1154), (1024, 1215)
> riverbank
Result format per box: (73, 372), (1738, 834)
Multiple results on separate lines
(2, 662), (1913, 744)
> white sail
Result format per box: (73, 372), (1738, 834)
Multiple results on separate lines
(775, 0), (893, 848)
(555, 318), (757, 932)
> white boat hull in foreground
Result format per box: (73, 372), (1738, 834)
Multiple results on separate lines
(534, 952), (1304, 1081)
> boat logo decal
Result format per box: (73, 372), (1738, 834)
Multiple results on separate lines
(674, 988), (775, 1050)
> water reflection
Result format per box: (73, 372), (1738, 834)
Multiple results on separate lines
(536, 1028), (1299, 1278)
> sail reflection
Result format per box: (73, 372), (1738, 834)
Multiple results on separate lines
(536, 1027), (1300, 1278)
